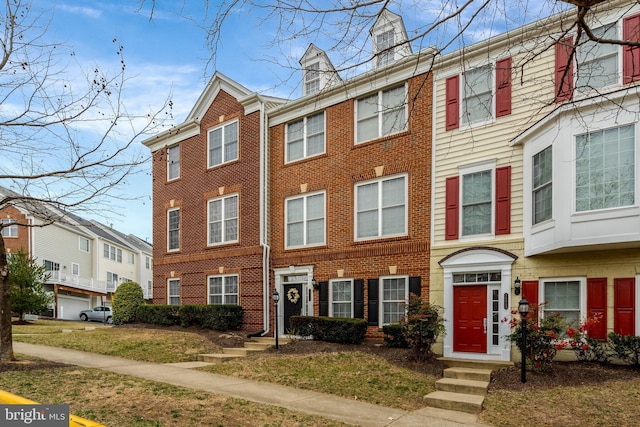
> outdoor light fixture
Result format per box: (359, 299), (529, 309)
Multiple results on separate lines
(518, 297), (530, 384)
(272, 289), (280, 350)
(312, 277), (318, 290)
(514, 276), (521, 295)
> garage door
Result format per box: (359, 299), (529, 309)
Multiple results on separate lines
(58, 295), (91, 320)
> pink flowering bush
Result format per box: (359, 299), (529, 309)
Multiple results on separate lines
(568, 314), (609, 364)
(400, 295), (445, 361)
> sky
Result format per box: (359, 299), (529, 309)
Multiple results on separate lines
(24, 0), (561, 243)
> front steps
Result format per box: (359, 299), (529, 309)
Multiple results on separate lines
(197, 336), (289, 364)
(424, 359), (512, 414)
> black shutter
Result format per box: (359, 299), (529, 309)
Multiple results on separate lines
(409, 276), (421, 297)
(319, 281), (329, 316)
(354, 279), (364, 319)
(367, 278), (379, 326)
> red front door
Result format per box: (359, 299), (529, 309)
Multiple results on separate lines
(454, 285), (487, 353)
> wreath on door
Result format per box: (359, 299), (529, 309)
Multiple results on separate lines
(287, 288), (300, 304)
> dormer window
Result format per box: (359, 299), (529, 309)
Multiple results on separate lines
(305, 62), (320, 95)
(376, 30), (395, 67)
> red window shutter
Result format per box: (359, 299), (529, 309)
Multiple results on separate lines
(495, 57), (512, 117)
(623, 14), (640, 84)
(522, 280), (539, 323)
(445, 75), (460, 131)
(554, 37), (574, 102)
(495, 166), (511, 235)
(614, 278), (636, 336)
(587, 278), (607, 340)
(445, 176), (459, 240)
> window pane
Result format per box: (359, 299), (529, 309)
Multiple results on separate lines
(463, 65), (492, 123)
(224, 123), (238, 162)
(287, 120), (304, 162)
(533, 146), (553, 224)
(209, 128), (222, 166)
(357, 95), (379, 143)
(462, 171), (492, 235)
(381, 86), (406, 135)
(576, 24), (618, 92)
(168, 145), (180, 179)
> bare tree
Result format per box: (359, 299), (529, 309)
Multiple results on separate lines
(0, 0), (171, 362)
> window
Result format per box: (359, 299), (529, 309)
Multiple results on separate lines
(167, 144), (180, 181)
(208, 121), (238, 167)
(533, 146), (553, 224)
(376, 29), (395, 67)
(127, 253), (134, 264)
(208, 194), (238, 245)
(575, 124), (635, 212)
(543, 280), (582, 326)
(330, 279), (353, 318)
(43, 260), (60, 272)
(103, 243), (122, 263)
(168, 278), (180, 305)
(356, 85), (406, 143)
(145, 256), (150, 269)
(576, 23), (618, 93)
(208, 275), (238, 305)
(168, 208), (180, 251)
(0, 219), (17, 238)
(72, 263), (79, 276)
(286, 112), (325, 163)
(462, 65), (492, 124)
(355, 174), (406, 240)
(381, 276), (408, 325)
(462, 170), (492, 236)
(305, 62), (320, 95)
(79, 237), (90, 252)
(107, 271), (119, 288)
(445, 165), (511, 239)
(286, 192), (325, 248)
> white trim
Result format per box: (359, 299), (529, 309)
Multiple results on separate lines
(273, 265), (315, 337)
(207, 274), (239, 305)
(440, 248), (515, 361)
(284, 111), (326, 164)
(284, 190), (326, 249)
(167, 207), (180, 252)
(354, 83), (408, 144)
(207, 193), (240, 246)
(379, 275), (409, 326)
(458, 159), (497, 240)
(354, 173), (408, 241)
(167, 144), (180, 181)
(167, 277), (180, 306)
(207, 119), (239, 168)
(539, 277), (587, 324)
(329, 278), (355, 318)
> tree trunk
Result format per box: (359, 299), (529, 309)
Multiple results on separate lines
(0, 235), (14, 362)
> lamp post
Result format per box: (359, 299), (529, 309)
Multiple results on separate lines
(272, 289), (280, 350)
(518, 297), (530, 383)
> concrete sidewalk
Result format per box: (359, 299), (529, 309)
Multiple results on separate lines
(13, 342), (489, 427)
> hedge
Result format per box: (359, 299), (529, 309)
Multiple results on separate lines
(135, 304), (243, 331)
(289, 316), (367, 344)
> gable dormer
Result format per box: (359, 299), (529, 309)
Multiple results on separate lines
(300, 44), (341, 96)
(370, 9), (412, 68)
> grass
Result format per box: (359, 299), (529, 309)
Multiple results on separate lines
(9, 320), (640, 426)
(13, 323), (220, 363)
(198, 351), (438, 411)
(481, 376), (640, 426)
(0, 366), (350, 427)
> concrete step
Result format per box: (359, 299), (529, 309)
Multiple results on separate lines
(222, 347), (268, 356)
(249, 337), (291, 345)
(423, 391), (485, 414)
(438, 357), (513, 371)
(197, 353), (244, 364)
(244, 341), (273, 350)
(435, 377), (489, 396)
(443, 367), (492, 382)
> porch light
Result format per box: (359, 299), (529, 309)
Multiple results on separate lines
(514, 277), (521, 296)
(312, 277), (318, 290)
(518, 297), (530, 383)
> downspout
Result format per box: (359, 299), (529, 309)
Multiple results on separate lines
(259, 96), (271, 336)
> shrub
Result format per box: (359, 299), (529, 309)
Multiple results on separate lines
(290, 316), (367, 344)
(179, 305), (206, 327)
(383, 323), (409, 348)
(506, 307), (567, 371)
(112, 281), (144, 325)
(608, 333), (640, 366)
(200, 305), (244, 331)
(400, 295), (445, 360)
(567, 315), (609, 364)
(136, 305), (180, 326)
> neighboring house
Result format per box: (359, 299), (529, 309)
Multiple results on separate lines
(142, 74), (286, 332)
(430, 0), (640, 362)
(0, 186), (153, 320)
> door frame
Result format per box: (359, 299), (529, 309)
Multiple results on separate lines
(273, 265), (315, 337)
(440, 247), (516, 361)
